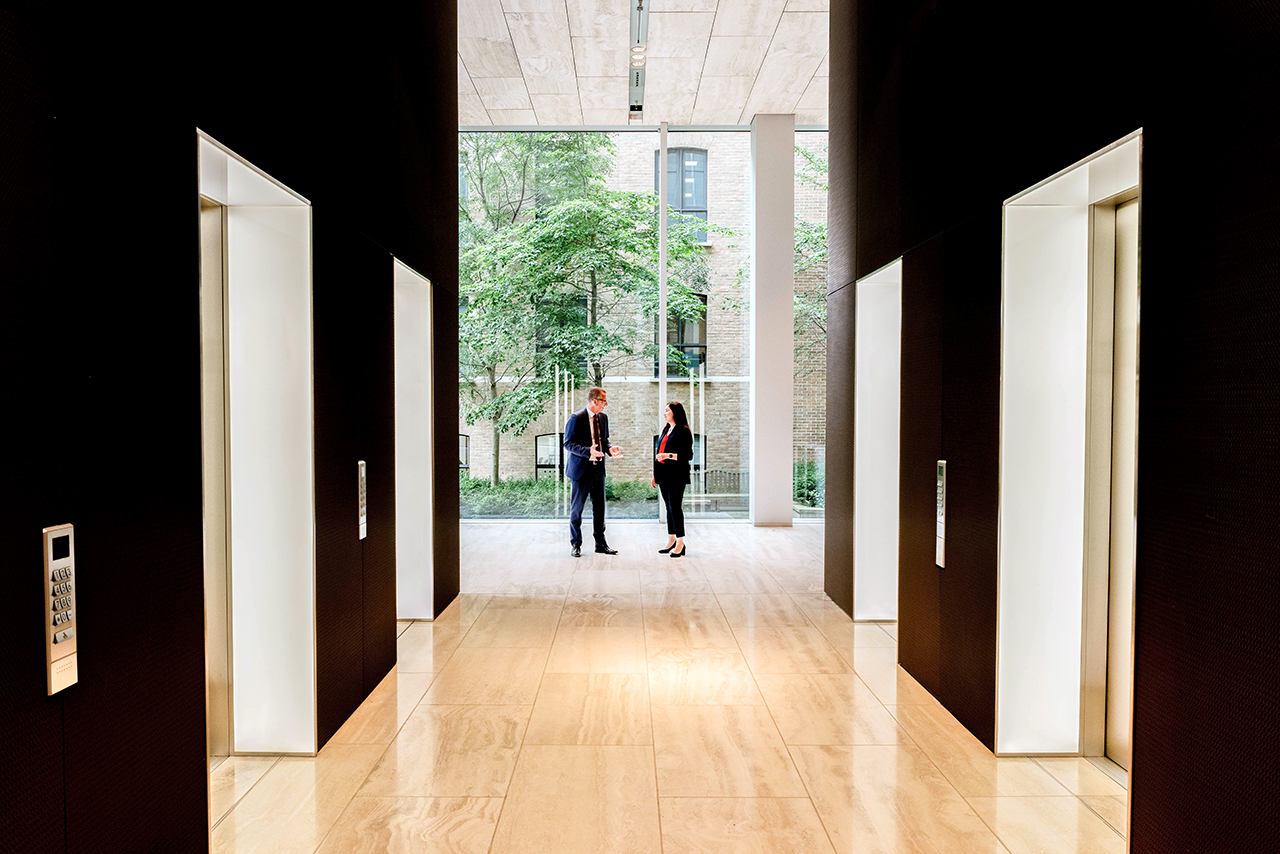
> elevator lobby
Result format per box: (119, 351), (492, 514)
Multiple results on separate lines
(3, 2), (1276, 852)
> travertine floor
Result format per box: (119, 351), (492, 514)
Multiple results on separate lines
(211, 521), (1128, 854)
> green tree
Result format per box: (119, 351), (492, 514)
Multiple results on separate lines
(794, 142), (828, 374)
(458, 132), (715, 483)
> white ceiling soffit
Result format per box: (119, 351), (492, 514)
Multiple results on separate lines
(458, 0), (830, 129)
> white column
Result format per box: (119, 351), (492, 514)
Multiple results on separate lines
(749, 114), (795, 526)
(394, 260), (433, 620)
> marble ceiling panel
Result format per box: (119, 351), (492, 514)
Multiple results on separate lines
(710, 0), (788, 37)
(691, 76), (754, 124)
(702, 36), (771, 77)
(648, 12), (714, 58)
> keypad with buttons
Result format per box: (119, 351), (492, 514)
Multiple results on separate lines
(44, 523), (78, 694)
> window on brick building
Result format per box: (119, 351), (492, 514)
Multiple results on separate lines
(655, 147), (708, 242)
(535, 433), (562, 480)
(459, 434), (470, 470)
(657, 293), (707, 377)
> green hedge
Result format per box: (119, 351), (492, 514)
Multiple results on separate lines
(793, 461), (825, 508)
(460, 472), (658, 518)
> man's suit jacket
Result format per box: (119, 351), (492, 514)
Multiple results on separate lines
(564, 407), (610, 481)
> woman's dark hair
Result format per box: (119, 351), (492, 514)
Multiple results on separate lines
(668, 401), (690, 431)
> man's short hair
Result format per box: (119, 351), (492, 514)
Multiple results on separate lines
(588, 387), (607, 402)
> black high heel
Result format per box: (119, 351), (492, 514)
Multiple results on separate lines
(670, 546), (686, 558)
(658, 543), (676, 554)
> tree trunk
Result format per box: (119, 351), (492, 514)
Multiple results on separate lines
(588, 269), (602, 386)
(488, 366), (500, 484)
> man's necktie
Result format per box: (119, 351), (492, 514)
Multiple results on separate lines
(591, 414), (601, 461)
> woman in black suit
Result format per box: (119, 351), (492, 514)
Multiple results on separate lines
(652, 401), (694, 557)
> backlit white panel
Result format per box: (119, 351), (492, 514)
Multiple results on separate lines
(226, 204), (315, 753)
(855, 261), (902, 619)
(998, 204), (1089, 753)
(394, 261), (434, 619)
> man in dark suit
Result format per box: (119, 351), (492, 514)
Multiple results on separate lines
(563, 386), (622, 556)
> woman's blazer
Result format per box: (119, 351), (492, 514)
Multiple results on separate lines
(654, 424), (694, 485)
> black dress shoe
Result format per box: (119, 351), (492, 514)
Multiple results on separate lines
(594, 544), (618, 555)
(670, 546), (686, 558)
(571, 544), (581, 557)
(658, 543), (676, 553)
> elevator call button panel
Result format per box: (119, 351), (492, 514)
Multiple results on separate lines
(358, 460), (367, 540)
(935, 461), (946, 569)
(44, 523), (78, 694)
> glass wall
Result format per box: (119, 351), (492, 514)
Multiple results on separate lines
(793, 130), (829, 519)
(456, 129), (752, 520)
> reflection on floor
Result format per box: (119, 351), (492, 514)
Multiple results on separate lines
(210, 521), (1128, 853)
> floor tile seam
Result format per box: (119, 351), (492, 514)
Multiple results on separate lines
(718, 620), (810, 800)
(1076, 794), (1128, 839)
(963, 792), (1128, 847)
(308, 792), (365, 854)
(1030, 755), (1128, 801)
(209, 755), (283, 832)
(636, 589), (666, 854)
(777, 743), (842, 854)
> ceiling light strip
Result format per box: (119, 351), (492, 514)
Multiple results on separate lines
(628, 0), (649, 123)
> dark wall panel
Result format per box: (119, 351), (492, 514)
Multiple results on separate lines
(897, 234), (944, 697)
(362, 256), (398, 692)
(1127, 30), (1280, 849)
(0, 5), (68, 852)
(823, 284), (855, 615)
(935, 215), (1001, 750)
(313, 216), (379, 748)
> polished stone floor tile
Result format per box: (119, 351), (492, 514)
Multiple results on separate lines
(847, 646), (940, 705)
(489, 745), (661, 854)
(568, 569), (641, 594)
(704, 569), (786, 595)
(524, 673), (651, 745)
(211, 743), (385, 854)
(1081, 795), (1128, 837)
(397, 624), (464, 673)
(789, 593), (855, 631)
(1034, 757), (1128, 798)
(643, 608), (738, 648)
(821, 621), (897, 651)
(459, 608), (560, 648)
(967, 796), (1126, 854)
(315, 797), (502, 854)
(422, 648), (547, 705)
(755, 673), (908, 745)
(358, 704), (529, 798)
(791, 744), (1010, 854)
(329, 669), (436, 745)
(559, 593), (644, 626)
(210, 756), (279, 828)
(652, 704), (806, 797)
(545, 626), (647, 673)
(647, 648), (765, 705)
(716, 593), (813, 627)
(659, 797), (836, 854)
(429, 594), (490, 627)
(640, 589), (720, 608)
(732, 625), (851, 674)
(890, 703), (1070, 797)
